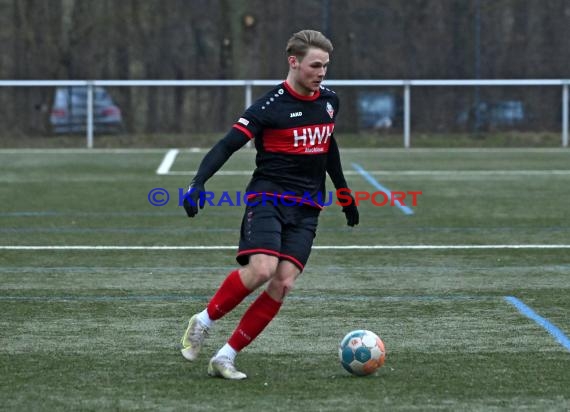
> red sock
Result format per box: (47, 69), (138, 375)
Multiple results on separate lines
(228, 291), (282, 351)
(206, 270), (251, 320)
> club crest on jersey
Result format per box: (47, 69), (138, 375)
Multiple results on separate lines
(326, 102), (334, 119)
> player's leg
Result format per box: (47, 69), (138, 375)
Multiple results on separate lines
(180, 265), (251, 361)
(228, 260), (299, 349)
(242, 208), (319, 348)
(265, 260), (302, 301)
(182, 202), (282, 363)
(208, 205), (319, 379)
(208, 259), (298, 380)
(181, 254), (280, 362)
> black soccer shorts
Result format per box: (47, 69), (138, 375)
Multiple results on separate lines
(236, 198), (320, 271)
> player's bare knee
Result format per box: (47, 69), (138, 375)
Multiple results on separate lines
(266, 282), (290, 302)
(253, 267), (274, 283)
(267, 276), (296, 300)
(246, 255), (278, 284)
(248, 262), (277, 284)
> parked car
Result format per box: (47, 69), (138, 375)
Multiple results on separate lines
(457, 100), (525, 130)
(50, 86), (123, 134)
(357, 91), (399, 130)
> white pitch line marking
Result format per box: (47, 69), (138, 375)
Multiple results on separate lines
(156, 149), (179, 175)
(1, 245), (570, 251)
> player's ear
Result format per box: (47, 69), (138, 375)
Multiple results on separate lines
(288, 55), (298, 69)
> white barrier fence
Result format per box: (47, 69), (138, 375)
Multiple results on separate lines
(1, 79), (568, 148)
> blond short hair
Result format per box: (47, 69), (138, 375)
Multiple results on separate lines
(286, 30), (333, 59)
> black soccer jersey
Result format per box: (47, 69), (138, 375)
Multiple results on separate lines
(232, 81), (339, 207)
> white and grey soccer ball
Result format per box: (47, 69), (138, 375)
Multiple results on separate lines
(339, 329), (386, 376)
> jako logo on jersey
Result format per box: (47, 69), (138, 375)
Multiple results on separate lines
(326, 102), (334, 119)
(289, 111), (303, 118)
(293, 124), (334, 148)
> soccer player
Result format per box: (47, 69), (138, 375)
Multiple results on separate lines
(180, 29), (359, 380)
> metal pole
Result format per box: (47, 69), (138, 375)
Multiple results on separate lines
(86, 82), (94, 149)
(473, 0), (482, 133)
(563, 84), (569, 148)
(404, 83), (411, 148)
(245, 82), (252, 109)
(245, 82), (253, 148)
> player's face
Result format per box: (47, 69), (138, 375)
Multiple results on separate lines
(289, 47), (329, 96)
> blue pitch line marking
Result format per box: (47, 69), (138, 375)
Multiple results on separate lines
(351, 163), (414, 215)
(504, 296), (570, 352)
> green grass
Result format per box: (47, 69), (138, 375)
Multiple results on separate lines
(1, 148), (569, 411)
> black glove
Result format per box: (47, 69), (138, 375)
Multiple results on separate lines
(337, 188), (359, 227)
(343, 199), (359, 227)
(183, 182), (206, 217)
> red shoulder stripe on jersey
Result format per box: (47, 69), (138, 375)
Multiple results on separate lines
(232, 123), (254, 139)
(283, 81), (321, 101)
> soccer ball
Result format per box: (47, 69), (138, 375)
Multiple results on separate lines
(338, 329), (386, 376)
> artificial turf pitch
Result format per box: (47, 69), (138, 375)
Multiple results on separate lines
(1, 148), (569, 411)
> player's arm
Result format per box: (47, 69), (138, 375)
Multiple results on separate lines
(184, 128), (250, 217)
(326, 136), (359, 227)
